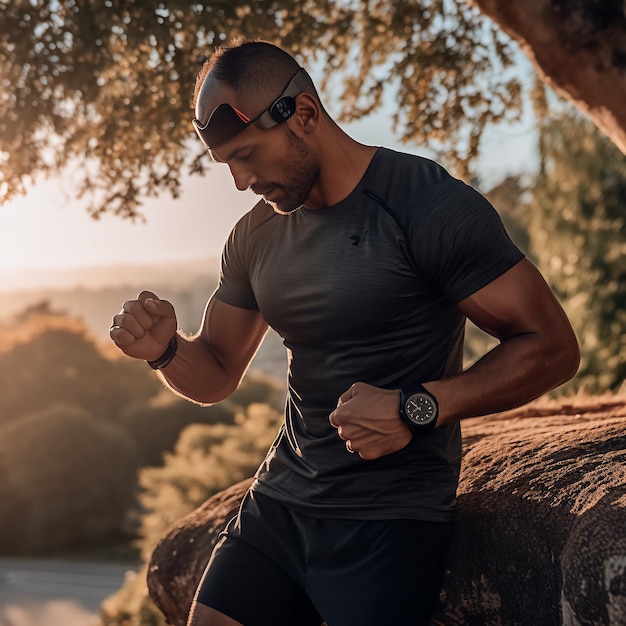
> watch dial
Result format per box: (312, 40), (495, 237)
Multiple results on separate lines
(406, 393), (436, 424)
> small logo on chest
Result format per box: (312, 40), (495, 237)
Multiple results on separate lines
(350, 230), (369, 246)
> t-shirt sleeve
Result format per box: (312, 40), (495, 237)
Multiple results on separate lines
(214, 215), (260, 311)
(409, 179), (525, 303)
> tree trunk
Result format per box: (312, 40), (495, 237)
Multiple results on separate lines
(468, 0), (626, 153)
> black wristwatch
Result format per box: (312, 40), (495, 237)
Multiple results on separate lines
(399, 384), (439, 436)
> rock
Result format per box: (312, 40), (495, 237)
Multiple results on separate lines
(147, 478), (253, 626)
(147, 397), (626, 626)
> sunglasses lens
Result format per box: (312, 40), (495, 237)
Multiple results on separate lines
(194, 104), (249, 149)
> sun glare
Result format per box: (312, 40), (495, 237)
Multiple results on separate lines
(0, 167), (255, 292)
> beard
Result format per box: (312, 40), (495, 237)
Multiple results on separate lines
(265, 127), (320, 215)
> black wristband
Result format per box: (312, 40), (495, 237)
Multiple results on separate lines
(147, 335), (178, 370)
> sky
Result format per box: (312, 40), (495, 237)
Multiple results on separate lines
(0, 89), (536, 293)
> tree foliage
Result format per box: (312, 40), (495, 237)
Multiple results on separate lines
(524, 108), (626, 392)
(0, 304), (160, 422)
(138, 402), (282, 559)
(0, 0), (521, 218)
(0, 403), (138, 554)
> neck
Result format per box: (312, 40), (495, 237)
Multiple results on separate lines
(304, 123), (377, 210)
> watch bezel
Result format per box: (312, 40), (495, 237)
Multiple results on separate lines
(399, 384), (439, 434)
(405, 392), (437, 425)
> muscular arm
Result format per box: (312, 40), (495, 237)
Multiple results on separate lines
(330, 258), (580, 459)
(111, 292), (268, 405)
(160, 297), (268, 404)
(427, 258), (580, 425)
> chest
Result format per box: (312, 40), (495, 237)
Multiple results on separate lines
(248, 206), (432, 343)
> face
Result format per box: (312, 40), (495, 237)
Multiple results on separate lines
(196, 79), (320, 214)
(211, 120), (320, 215)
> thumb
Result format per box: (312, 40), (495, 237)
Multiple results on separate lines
(138, 290), (160, 305)
(337, 385), (355, 406)
(138, 290), (176, 322)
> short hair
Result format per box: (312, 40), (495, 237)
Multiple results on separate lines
(193, 39), (318, 114)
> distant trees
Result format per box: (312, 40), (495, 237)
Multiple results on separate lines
(99, 401), (283, 626)
(0, 302), (160, 422)
(523, 109), (626, 392)
(0, 404), (138, 554)
(0, 308), (158, 554)
(462, 103), (626, 394)
(0, 304), (286, 555)
(138, 402), (283, 559)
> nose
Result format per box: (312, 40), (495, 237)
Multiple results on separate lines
(228, 163), (257, 192)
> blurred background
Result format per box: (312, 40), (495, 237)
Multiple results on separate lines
(0, 1), (624, 625)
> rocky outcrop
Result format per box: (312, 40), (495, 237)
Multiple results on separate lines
(148, 396), (626, 626)
(147, 478), (253, 625)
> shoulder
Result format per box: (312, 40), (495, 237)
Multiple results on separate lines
(364, 148), (482, 224)
(234, 199), (277, 233)
(369, 148), (452, 191)
(224, 200), (281, 251)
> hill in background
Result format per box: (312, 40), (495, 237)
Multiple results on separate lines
(0, 259), (287, 382)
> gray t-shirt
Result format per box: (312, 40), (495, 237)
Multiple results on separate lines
(215, 147), (524, 522)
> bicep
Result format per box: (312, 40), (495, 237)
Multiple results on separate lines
(458, 258), (575, 345)
(197, 296), (269, 382)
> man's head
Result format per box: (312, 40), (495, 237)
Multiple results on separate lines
(193, 40), (317, 144)
(193, 67), (311, 149)
(192, 40), (323, 214)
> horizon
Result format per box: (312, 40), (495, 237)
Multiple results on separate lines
(0, 256), (222, 294)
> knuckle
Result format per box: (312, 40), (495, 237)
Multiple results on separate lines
(122, 299), (137, 313)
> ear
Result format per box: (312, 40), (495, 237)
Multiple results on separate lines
(292, 92), (320, 135)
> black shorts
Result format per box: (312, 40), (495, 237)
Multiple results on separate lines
(195, 490), (452, 626)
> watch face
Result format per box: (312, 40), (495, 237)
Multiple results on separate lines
(405, 392), (437, 425)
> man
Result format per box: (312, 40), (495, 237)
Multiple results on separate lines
(110, 39), (580, 626)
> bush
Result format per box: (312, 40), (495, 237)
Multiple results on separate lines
(99, 565), (168, 626)
(116, 371), (285, 467)
(96, 401), (284, 626)
(116, 395), (238, 467)
(0, 319), (160, 425)
(0, 404), (139, 555)
(137, 402), (282, 558)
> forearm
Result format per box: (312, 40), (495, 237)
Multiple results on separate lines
(151, 296), (269, 405)
(427, 331), (579, 426)
(155, 333), (240, 405)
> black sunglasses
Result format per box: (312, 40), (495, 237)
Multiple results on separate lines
(192, 68), (312, 150)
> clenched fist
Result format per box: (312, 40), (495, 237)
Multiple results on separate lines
(329, 382), (411, 460)
(110, 291), (178, 362)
